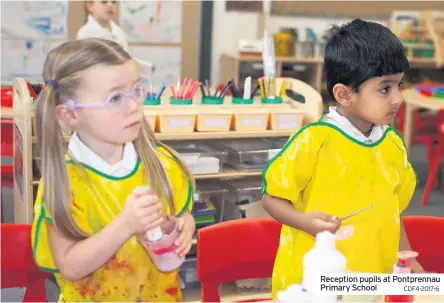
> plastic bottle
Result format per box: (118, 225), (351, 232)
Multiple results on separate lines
(303, 230), (347, 302)
(384, 251), (418, 303)
(134, 186), (185, 272)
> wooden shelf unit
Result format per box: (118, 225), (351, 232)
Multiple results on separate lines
(12, 77), (322, 223)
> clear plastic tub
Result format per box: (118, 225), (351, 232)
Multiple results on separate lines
(193, 181), (228, 224)
(179, 257), (200, 289)
(138, 215), (184, 272)
(212, 139), (272, 171)
(222, 178), (267, 220)
(169, 142), (228, 175)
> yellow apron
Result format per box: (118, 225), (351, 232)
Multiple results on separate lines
(31, 145), (193, 302)
(262, 119), (416, 299)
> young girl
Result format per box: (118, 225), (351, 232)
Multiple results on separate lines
(31, 38), (195, 302)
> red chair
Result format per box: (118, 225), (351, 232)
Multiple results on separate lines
(402, 216), (444, 273)
(197, 218), (281, 302)
(1, 119), (14, 223)
(1, 224), (50, 302)
(420, 110), (444, 205)
(394, 103), (439, 170)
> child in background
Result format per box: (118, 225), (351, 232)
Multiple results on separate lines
(77, 1), (128, 51)
(262, 19), (425, 299)
(31, 38), (195, 302)
(77, 1), (154, 78)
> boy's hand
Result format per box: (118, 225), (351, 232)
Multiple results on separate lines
(305, 211), (340, 237)
(120, 187), (165, 235)
(175, 212), (196, 258)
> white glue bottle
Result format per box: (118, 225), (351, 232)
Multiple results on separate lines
(303, 230), (347, 301)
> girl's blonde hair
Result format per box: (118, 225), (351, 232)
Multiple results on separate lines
(36, 38), (194, 239)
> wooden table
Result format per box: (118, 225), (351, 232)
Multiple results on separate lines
(402, 88), (444, 154)
(1, 107), (13, 119)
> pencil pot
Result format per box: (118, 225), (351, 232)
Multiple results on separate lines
(232, 97), (254, 105)
(170, 97), (193, 105)
(138, 215), (184, 272)
(261, 97), (283, 104)
(202, 96), (224, 105)
(143, 98), (161, 106)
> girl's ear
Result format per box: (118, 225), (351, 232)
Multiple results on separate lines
(56, 103), (79, 127)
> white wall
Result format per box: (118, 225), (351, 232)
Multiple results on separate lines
(210, 0), (387, 84)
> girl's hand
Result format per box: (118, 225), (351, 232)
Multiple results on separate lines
(305, 211), (340, 237)
(175, 212), (196, 258)
(120, 187), (165, 235)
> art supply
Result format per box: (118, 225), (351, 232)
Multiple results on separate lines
(149, 80), (153, 100)
(259, 78), (266, 98)
(199, 83), (207, 97)
(169, 78), (200, 101)
(243, 77), (251, 100)
(384, 251), (419, 302)
(251, 83), (260, 97)
(155, 81), (165, 100)
(279, 80), (287, 98)
(230, 79), (241, 97)
(269, 77), (274, 98)
(135, 186), (185, 272)
(262, 30), (276, 99)
(205, 79), (211, 96)
(170, 85), (178, 99)
(302, 230), (346, 299)
(219, 83), (232, 98)
(339, 204), (373, 221)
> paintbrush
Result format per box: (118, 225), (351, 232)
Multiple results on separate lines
(339, 204), (373, 221)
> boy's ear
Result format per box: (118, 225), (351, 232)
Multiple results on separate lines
(332, 83), (353, 107)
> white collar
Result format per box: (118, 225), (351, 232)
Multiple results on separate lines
(324, 107), (388, 144)
(68, 133), (138, 177)
(87, 15), (118, 35)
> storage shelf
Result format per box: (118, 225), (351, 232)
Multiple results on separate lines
(194, 168), (262, 180)
(32, 130), (293, 144)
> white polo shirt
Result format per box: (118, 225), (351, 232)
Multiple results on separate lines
(68, 132), (137, 177)
(324, 107), (388, 144)
(77, 15), (129, 52)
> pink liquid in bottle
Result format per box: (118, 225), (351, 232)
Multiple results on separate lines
(139, 215), (185, 272)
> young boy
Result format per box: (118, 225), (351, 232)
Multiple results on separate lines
(77, 1), (154, 80)
(77, 1), (128, 52)
(261, 19), (425, 299)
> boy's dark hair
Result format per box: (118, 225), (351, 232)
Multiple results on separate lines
(324, 19), (409, 100)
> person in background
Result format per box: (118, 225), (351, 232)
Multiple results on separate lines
(77, 1), (154, 78)
(31, 38), (194, 302)
(77, 1), (128, 51)
(262, 19), (425, 299)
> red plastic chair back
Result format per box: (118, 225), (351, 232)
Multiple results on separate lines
(402, 216), (444, 273)
(1, 224), (50, 302)
(1, 119), (14, 157)
(1, 87), (13, 107)
(197, 218), (281, 302)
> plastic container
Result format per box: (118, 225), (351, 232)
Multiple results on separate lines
(196, 109), (233, 132)
(232, 108), (269, 131)
(268, 107), (303, 130)
(303, 231), (346, 295)
(213, 139), (272, 171)
(261, 97), (283, 104)
(134, 186), (184, 272)
(232, 97), (254, 105)
(202, 96), (224, 105)
(168, 142), (227, 174)
(156, 109), (196, 133)
(193, 181), (228, 223)
(222, 178), (264, 220)
(179, 257), (200, 289)
(144, 114), (156, 131)
(144, 98), (161, 106)
(384, 251), (418, 303)
(170, 97), (193, 105)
